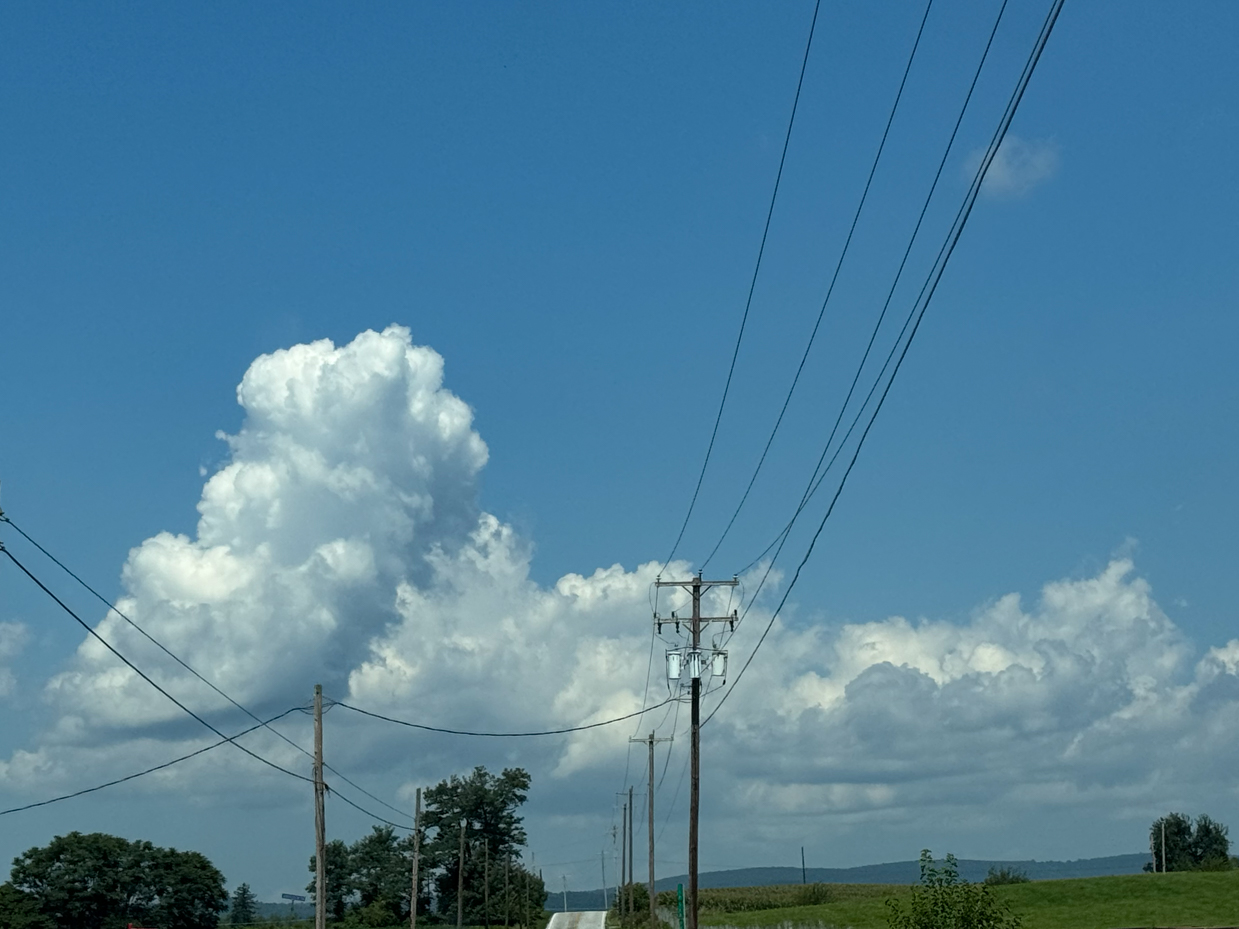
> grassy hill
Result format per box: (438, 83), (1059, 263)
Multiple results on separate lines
(555, 854), (1150, 910)
(691, 871), (1239, 929)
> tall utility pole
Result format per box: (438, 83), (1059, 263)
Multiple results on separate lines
(627, 786), (635, 918)
(655, 575), (737, 929)
(411, 788), (422, 929)
(600, 850), (609, 910)
(314, 684), (326, 929)
(631, 732), (672, 928)
(458, 818), (467, 929)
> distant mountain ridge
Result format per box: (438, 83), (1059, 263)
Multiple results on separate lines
(551, 853), (1151, 910)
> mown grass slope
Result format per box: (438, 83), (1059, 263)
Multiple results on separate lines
(694, 871), (1239, 929)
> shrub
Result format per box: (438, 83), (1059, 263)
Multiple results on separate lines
(886, 850), (1022, 929)
(983, 867), (1030, 886)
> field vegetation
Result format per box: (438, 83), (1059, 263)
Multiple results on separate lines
(655, 884), (835, 914)
(689, 870), (1239, 929)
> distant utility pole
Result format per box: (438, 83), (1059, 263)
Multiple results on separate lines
(628, 785), (635, 918)
(485, 840), (491, 929)
(801, 847), (806, 885)
(314, 684), (326, 929)
(411, 787), (422, 929)
(631, 732), (673, 928)
(655, 575), (738, 929)
(458, 818), (467, 929)
(619, 798), (628, 914)
(601, 850), (609, 910)
(562, 875), (568, 913)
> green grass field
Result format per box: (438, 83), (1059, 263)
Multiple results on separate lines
(693, 872), (1239, 929)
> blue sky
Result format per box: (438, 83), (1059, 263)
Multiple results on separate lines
(2, 0), (1238, 903)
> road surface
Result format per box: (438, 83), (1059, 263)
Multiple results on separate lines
(546, 910), (607, 929)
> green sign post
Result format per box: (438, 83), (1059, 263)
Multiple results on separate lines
(677, 884), (685, 929)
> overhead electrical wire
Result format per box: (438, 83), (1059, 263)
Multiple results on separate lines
(698, 0), (935, 572)
(660, 0), (823, 570)
(0, 543), (313, 784)
(705, 0), (1067, 727)
(713, 0), (1014, 639)
(328, 695), (677, 737)
(0, 513), (412, 823)
(0, 707), (303, 817)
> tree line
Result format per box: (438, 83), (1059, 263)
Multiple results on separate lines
(308, 766), (545, 926)
(0, 765), (543, 929)
(1145, 812), (1233, 872)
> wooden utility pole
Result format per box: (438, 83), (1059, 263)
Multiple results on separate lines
(631, 732), (672, 928)
(620, 800), (628, 914)
(601, 850), (609, 911)
(627, 786), (635, 918)
(458, 818), (467, 929)
(411, 787), (422, 929)
(314, 684), (326, 929)
(654, 576), (737, 929)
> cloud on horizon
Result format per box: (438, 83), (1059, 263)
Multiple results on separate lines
(4, 326), (1238, 869)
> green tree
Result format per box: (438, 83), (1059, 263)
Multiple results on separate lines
(0, 882), (54, 929)
(1147, 813), (1231, 871)
(1191, 814), (1231, 869)
(886, 850), (1021, 929)
(308, 838), (354, 921)
(422, 766), (533, 923)
(10, 831), (227, 929)
(230, 882), (258, 925)
(1149, 813), (1195, 871)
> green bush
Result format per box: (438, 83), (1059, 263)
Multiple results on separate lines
(983, 867), (1030, 886)
(886, 851), (1022, 929)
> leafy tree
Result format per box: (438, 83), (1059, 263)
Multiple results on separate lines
(306, 766), (540, 924)
(1192, 814), (1231, 869)
(422, 766), (533, 923)
(308, 838), (355, 921)
(1147, 813), (1232, 871)
(886, 850), (1022, 929)
(0, 882), (54, 929)
(10, 831), (227, 929)
(230, 882), (258, 925)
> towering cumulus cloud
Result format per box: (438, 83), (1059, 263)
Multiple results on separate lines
(7, 325), (1239, 860)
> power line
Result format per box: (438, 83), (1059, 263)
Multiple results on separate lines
(0, 707), (303, 816)
(706, 0), (1067, 727)
(0, 542), (312, 784)
(698, 0), (935, 572)
(660, 0), (823, 570)
(328, 695), (676, 737)
(0, 513), (412, 823)
(717, 0), (1015, 635)
(737, 0), (1011, 580)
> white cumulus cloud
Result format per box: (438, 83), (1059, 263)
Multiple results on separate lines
(971, 134), (1060, 198)
(6, 325), (1239, 874)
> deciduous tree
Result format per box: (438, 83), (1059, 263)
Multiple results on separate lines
(10, 831), (227, 929)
